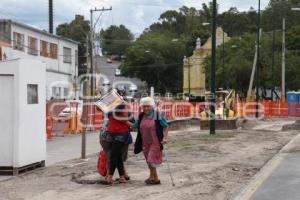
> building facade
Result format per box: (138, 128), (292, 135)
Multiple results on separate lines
(183, 27), (230, 96)
(0, 19), (79, 100)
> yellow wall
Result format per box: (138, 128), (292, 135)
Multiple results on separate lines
(183, 28), (230, 96)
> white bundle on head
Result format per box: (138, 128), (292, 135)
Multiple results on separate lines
(140, 97), (155, 107)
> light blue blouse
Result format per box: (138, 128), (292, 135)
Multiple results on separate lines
(134, 111), (168, 128)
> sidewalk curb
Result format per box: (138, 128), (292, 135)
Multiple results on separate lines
(231, 132), (300, 200)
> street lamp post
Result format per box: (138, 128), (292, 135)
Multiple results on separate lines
(271, 8), (275, 101)
(210, 0), (217, 135)
(281, 17), (286, 102)
(188, 59), (191, 96)
(222, 30), (225, 89)
(255, 0), (261, 118)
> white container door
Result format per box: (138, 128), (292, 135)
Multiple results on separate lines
(0, 75), (14, 166)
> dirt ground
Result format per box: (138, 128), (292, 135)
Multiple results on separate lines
(0, 118), (298, 200)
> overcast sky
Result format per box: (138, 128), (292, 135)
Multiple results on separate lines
(0, 0), (270, 36)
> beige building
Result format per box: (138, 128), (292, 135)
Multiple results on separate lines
(183, 27), (230, 96)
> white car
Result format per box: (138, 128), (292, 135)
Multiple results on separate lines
(102, 78), (110, 86)
(58, 100), (83, 118)
(129, 84), (138, 93)
(115, 69), (121, 76)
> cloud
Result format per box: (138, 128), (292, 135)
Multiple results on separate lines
(0, 0), (270, 35)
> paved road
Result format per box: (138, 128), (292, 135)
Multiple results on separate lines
(46, 132), (100, 166)
(0, 132), (100, 182)
(94, 56), (146, 94)
(251, 152), (300, 200)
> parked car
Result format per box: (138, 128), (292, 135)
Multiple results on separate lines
(106, 58), (113, 63)
(102, 78), (111, 86)
(58, 100), (83, 118)
(129, 84), (138, 93)
(115, 69), (121, 76)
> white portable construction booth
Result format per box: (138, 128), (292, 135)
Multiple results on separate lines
(0, 59), (46, 175)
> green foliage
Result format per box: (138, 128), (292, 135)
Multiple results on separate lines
(203, 0), (300, 94)
(118, 0), (300, 94)
(56, 16), (90, 75)
(121, 32), (185, 94)
(219, 7), (257, 36)
(287, 25), (300, 50)
(204, 26), (300, 94)
(121, 5), (211, 94)
(100, 25), (134, 56)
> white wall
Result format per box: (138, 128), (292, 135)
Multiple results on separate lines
(0, 75), (14, 166)
(46, 71), (73, 99)
(0, 59), (46, 167)
(3, 23), (78, 100)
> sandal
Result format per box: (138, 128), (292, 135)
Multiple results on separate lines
(146, 179), (161, 185)
(115, 176), (130, 181)
(100, 180), (113, 185)
(144, 178), (153, 184)
(118, 177), (127, 184)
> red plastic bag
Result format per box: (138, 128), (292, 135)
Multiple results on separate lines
(97, 150), (107, 177)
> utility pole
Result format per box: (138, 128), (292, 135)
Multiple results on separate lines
(89, 6), (112, 130)
(48, 0), (53, 34)
(210, 0), (217, 135)
(255, 0), (261, 118)
(281, 18), (286, 102)
(271, 8), (275, 101)
(81, 6), (112, 159)
(188, 58), (191, 96)
(89, 7), (112, 98)
(81, 79), (88, 159)
(222, 30), (225, 89)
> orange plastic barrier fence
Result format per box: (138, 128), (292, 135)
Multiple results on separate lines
(46, 111), (52, 140)
(94, 107), (104, 130)
(47, 100), (300, 138)
(172, 102), (193, 118)
(63, 102), (83, 134)
(161, 102), (173, 120)
(286, 102), (299, 117)
(235, 101), (291, 118)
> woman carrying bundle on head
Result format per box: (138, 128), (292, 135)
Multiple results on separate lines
(101, 103), (133, 185)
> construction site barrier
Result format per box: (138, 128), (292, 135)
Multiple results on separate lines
(94, 107), (104, 130)
(46, 100), (300, 138)
(63, 102), (83, 134)
(46, 107), (52, 140)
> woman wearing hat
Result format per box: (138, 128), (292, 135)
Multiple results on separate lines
(134, 97), (169, 185)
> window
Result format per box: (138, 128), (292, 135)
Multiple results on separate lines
(27, 84), (38, 104)
(63, 88), (69, 97)
(0, 21), (11, 45)
(13, 32), (24, 51)
(52, 87), (61, 99)
(49, 43), (58, 59)
(40, 40), (49, 57)
(28, 36), (38, 55)
(75, 50), (78, 66)
(63, 47), (72, 63)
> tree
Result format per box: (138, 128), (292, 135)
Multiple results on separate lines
(262, 0), (300, 32)
(121, 32), (185, 94)
(218, 7), (257, 37)
(100, 25), (133, 56)
(56, 15), (90, 75)
(204, 27), (300, 95)
(121, 5), (211, 94)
